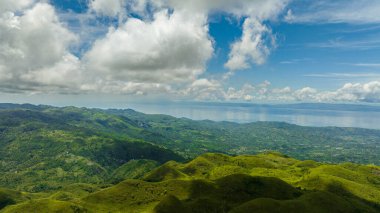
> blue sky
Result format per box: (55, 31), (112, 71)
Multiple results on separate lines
(1, 0), (380, 106)
(207, 14), (380, 90)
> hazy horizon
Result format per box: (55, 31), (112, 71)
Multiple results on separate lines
(3, 102), (380, 130)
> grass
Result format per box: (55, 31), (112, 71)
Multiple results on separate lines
(1, 153), (379, 212)
(230, 191), (357, 213)
(1, 199), (85, 213)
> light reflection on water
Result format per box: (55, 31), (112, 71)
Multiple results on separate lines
(125, 103), (380, 129)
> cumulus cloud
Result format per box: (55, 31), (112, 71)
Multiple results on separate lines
(160, 0), (290, 73)
(181, 79), (276, 102)
(20, 54), (82, 88)
(3, 0), (380, 105)
(84, 9), (213, 84)
(0, 2), (81, 93)
(181, 78), (225, 101)
(319, 81), (380, 103)
(225, 18), (275, 70)
(0, 0), (291, 95)
(88, 0), (288, 73)
(84, 0), (291, 94)
(0, 0), (33, 13)
(179, 80), (380, 103)
(290, 82), (380, 103)
(223, 0), (288, 72)
(83, 81), (172, 95)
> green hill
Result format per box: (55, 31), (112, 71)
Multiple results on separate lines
(0, 107), (184, 192)
(0, 104), (379, 212)
(145, 153), (380, 206)
(1, 153), (379, 213)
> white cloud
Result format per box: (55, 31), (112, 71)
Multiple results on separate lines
(179, 79), (380, 103)
(4, 0), (380, 105)
(89, 0), (126, 17)
(0, 3), (80, 93)
(307, 37), (380, 50)
(320, 81), (380, 102)
(84, 10), (213, 84)
(91, 81), (173, 95)
(0, 0), (33, 13)
(180, 78), (225, 101)
(165, 0), (289, 18)
(181, 80), (277, 102)
(352, 63), (380, 68)
(222, 0), (289, 72)
(0, 0), (292, 96)
(286, 0), (380, 24)
(20, 54), (82, 88)
(294, 87), (317, 100)
(93, 0), (288, 73)
(305, 72), (380, 78)
(0, 0), (291, 96)
(225, 18), (275, 70)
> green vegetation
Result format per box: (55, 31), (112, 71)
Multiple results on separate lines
(0, 103), (379, 212)
(146, 153), (380, 206)
(0, 105), (184, 191)
(1, 153), (379, 212)
(229, 191), (359, 213)
(110, 159), (159, 184)
(2, 199), (85, 213)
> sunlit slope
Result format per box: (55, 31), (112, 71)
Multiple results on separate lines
(145, 153), (380, 206)
(4, 174), (368, 213)
(3, 153), (378, 213)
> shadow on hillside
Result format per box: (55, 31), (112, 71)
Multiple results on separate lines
(154, 174), (380, 213)
(155, 174), (303, 213)
(325, 181), (380, 212)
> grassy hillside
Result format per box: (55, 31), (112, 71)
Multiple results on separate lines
(145, 153), (380, 205)
(0, 103), (379, 212)
(1, 153), (378, 213)
(0, 103), (379, 192)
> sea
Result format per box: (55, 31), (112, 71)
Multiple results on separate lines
(124, 102), (380, 130)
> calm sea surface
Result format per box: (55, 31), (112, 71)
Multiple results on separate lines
(125, 103), (380, 130)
